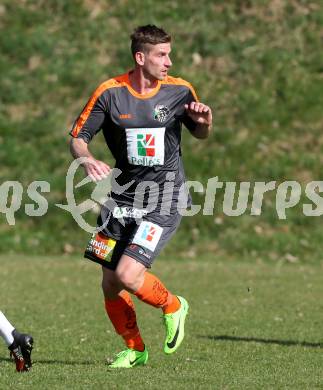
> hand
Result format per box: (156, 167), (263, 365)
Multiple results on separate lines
(83, 158), (111, 182)
(184, 102), (212, 126)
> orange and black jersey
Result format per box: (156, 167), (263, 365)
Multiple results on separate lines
(70, 72), (198, 219)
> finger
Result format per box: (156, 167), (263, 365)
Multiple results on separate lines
(88, 173), (98, 182)
(91, 161), (110, 177)
(98, 166), (113, 180)
(90, 168), (104, 182)
(97, 163), (111, 176)
(194, 103), (202, 113)
(93, 166), (105, 177)
(86, 164), (105, 181)
(190, 101), (196, 111)
(198, 104), (205, 113)
(102, 164), (111, 174)
(184, 104), (188, 110)
(83, 164), (98, 182)
(101, 171), (110, 178)
(99, 172), (110, 180)
(95, 169), (109, 181)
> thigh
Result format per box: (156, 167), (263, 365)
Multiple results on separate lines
(84, 232), (131, 271)
(84, 209), (181, 271)
(84, 208), (137, 270)
(123, 213), (182, 268)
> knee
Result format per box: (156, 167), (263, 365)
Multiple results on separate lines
(115, 269), (143, 293)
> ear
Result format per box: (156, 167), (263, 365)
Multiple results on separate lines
(135, 51), (145, 66)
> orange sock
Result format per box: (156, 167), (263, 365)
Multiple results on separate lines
(104, 291), (145, 351)
(134, 272), (181, 314)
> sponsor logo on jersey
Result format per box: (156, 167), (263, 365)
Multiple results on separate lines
(119, 113), (132, 119)
(113, 207), (148, 219)
(132, 221), (163, 251)
(130, 156), (162, 166)
(137, 134), (155, 157)
(126, 128), (165, 167)
(154, 105), (170, 123)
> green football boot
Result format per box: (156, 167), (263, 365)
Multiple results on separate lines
(108, 347), (148, 368)
(163, 296), (189, 354)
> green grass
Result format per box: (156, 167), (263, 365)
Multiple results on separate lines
(1, 3), (323, 386)
(1, 1), (323, 259)
(1, 255), (323, 389)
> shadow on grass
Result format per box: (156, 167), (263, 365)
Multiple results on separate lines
(0, 357), (98, 366)
(199, 335), (323, 349)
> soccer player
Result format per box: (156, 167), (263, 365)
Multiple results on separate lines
(0, 311), (33, 372)
(69, 25), (212, 368)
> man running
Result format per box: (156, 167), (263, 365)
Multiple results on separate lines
(69, 24), (212, 368)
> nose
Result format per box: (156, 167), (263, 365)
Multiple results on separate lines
(165, 55), (172, 68)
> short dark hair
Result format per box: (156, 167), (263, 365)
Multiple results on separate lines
(130, 25), (171, 57)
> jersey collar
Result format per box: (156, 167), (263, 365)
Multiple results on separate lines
(125, 71), (162, 99)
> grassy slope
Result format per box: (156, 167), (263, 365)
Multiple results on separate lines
(0, 1), (323, 262)
(1, 255), (323, 388)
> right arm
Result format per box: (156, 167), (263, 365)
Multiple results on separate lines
(70, 137), (111, 182)
(69, 82), (112, 182)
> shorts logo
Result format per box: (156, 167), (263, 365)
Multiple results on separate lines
(126, 127), (165, 167)
(137, 134), (155, 157)
(127, 244), (152, 260)
(86, 232), (116, 262)
(132, 221), (163, 252)
(154, 105), (170, 123)
(141, 225), (157, 242)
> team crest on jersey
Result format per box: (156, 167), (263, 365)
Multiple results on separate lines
(153, 105), (170, 123)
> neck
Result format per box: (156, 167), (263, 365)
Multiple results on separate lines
(128, 68), (159, 95)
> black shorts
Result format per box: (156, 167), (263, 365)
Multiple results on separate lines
(84, 207), (182, 270)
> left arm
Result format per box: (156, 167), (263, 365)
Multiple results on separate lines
(184, 101), (212, 139)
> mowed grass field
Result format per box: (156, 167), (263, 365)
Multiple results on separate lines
(1, 255), (323, 389)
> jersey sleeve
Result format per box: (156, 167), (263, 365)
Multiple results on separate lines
(181, 84), (199, 132)
(69, 86), (109, 143)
